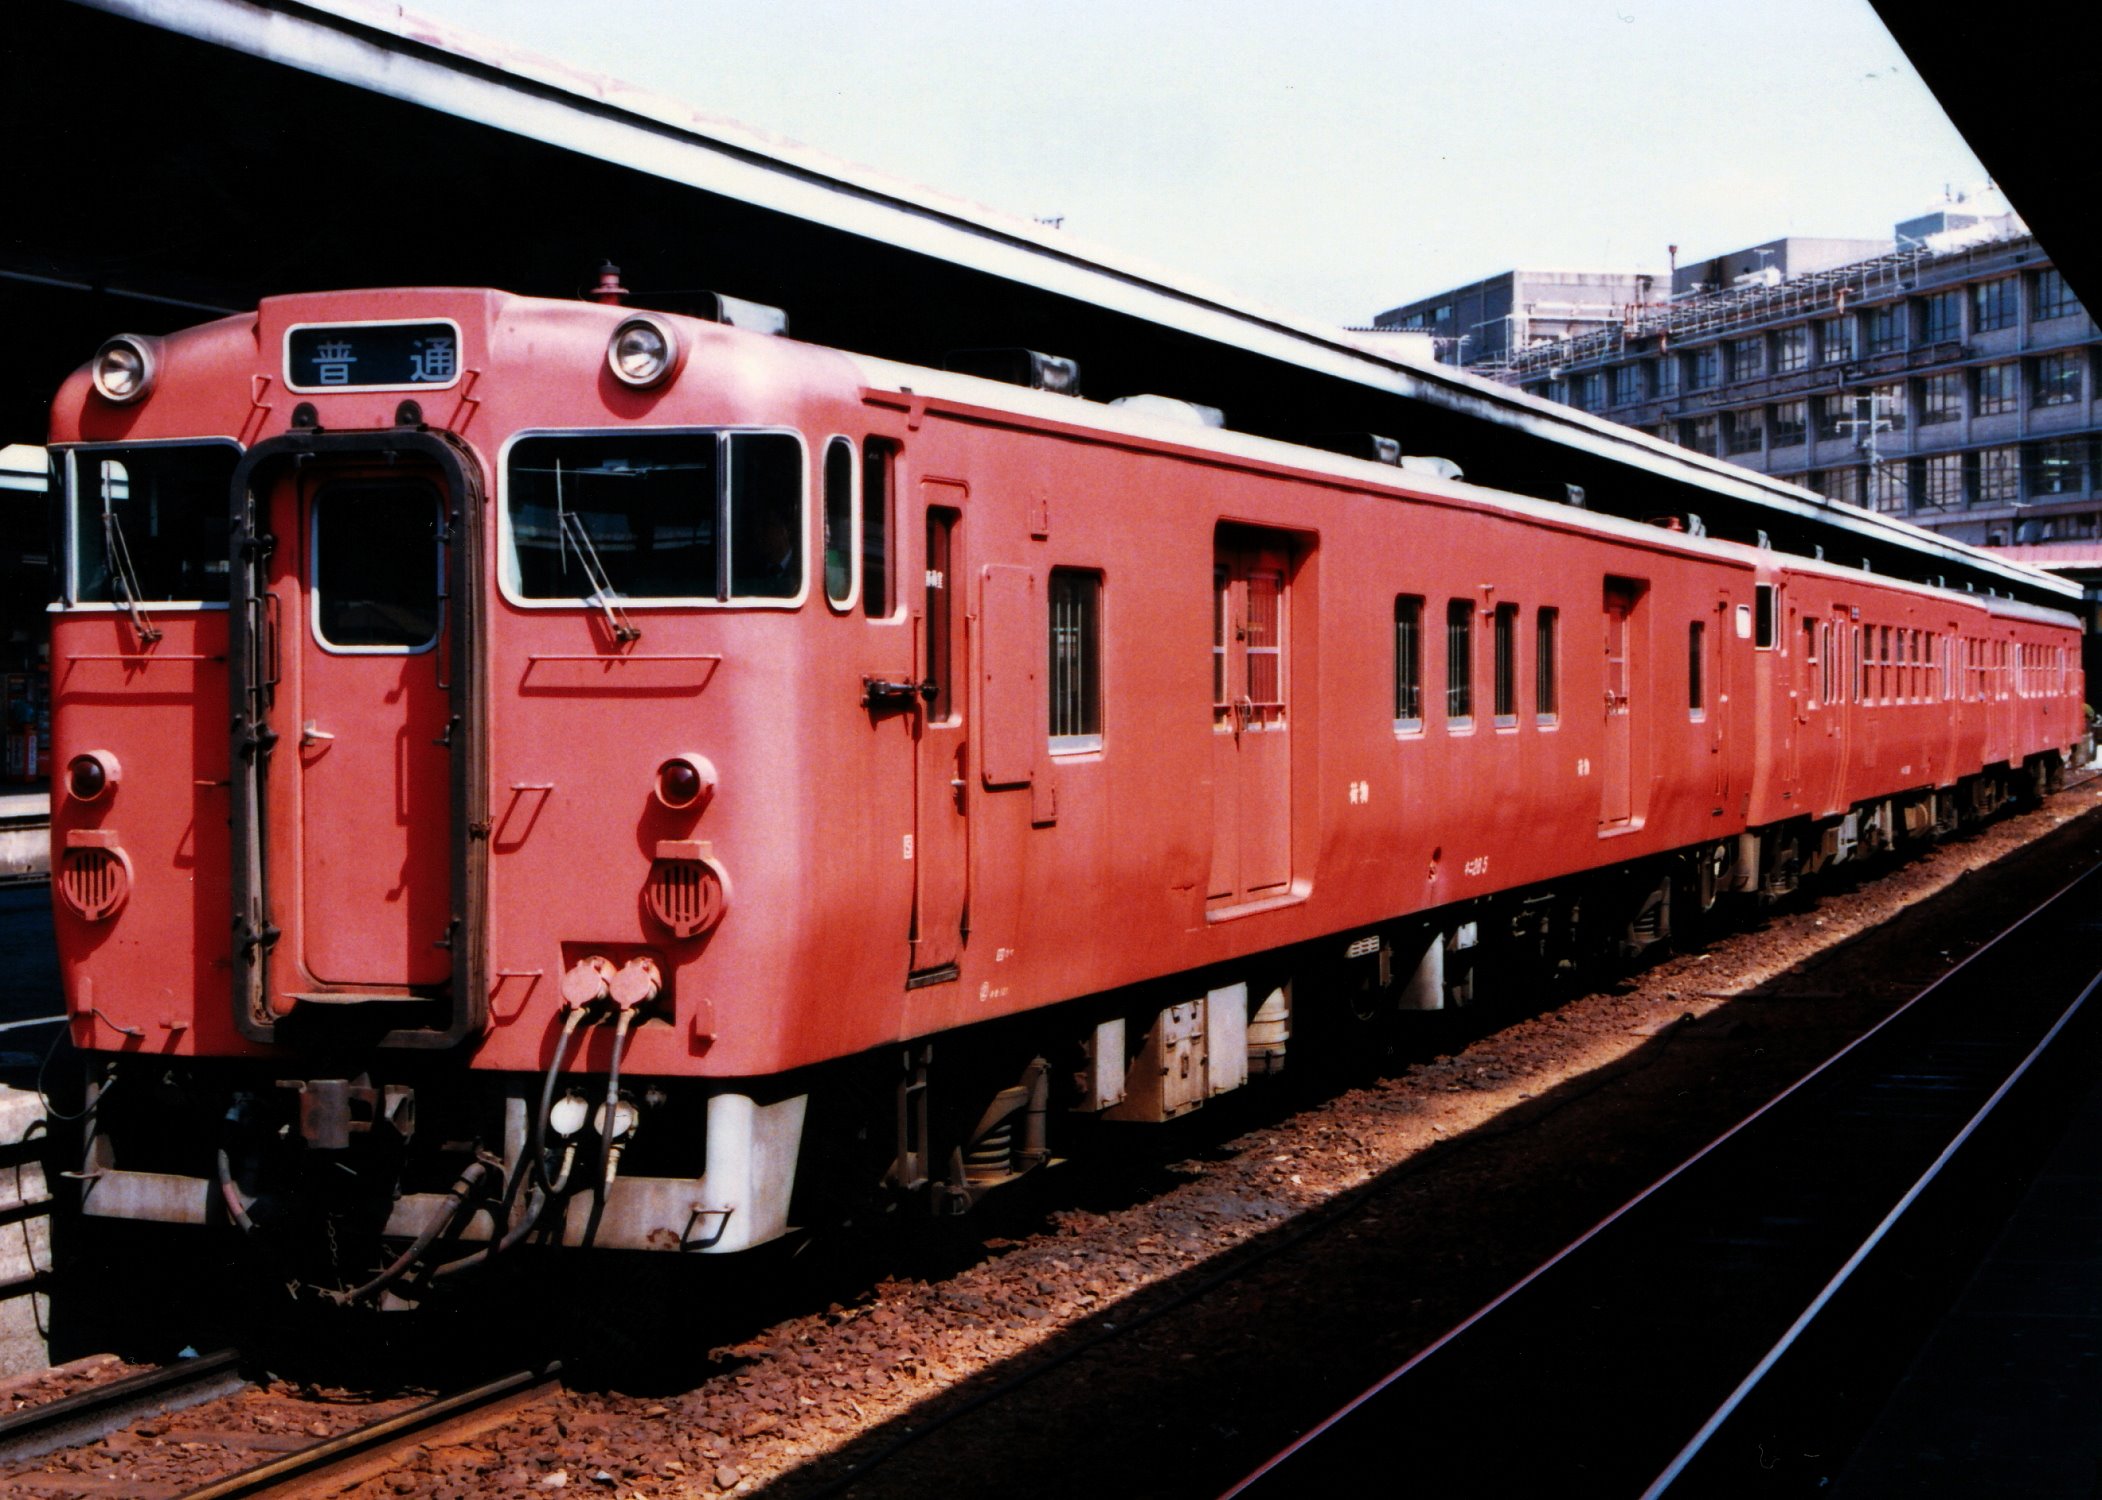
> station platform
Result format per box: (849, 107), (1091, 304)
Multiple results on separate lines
(1834, 1068), (2102, 1494)
(0, 787), (48, 881)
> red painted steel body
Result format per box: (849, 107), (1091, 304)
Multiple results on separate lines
(43, 288), (2086, 1259)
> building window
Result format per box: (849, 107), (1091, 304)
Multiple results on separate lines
(1820, 317), (1856, 364)
(1816, 392), (1853, 440)
(1578, 371), (1606, 411)
(1975, 362), (2019, 416)
(1729, 337), (1765, 382)
(1688, 620), (1705, 715)
(1771, 400), (1807, 447)
(1688, 346), (1720, 390)
(1972, 277), (2017, 332)
(1919, 290), (1961, 344)
(1872, 460), (1909, 513)
(1817, 466), (1865, 505)
(1724, 408), (1764, 455)
(2032, 438), (2088, 496)
(1871, 383), (1907, 433)
(1394, 595), (1423, 728)
(1653, 356), (1680, 399)
(1535, 607), (1558, 720)
(1048, 569), (1102, 748)
(1775, 326), (1809, 373)
(1865, 304), (1903, 355)
(1976, 445), (2020, 505)
(2035, 351), (2083, 407)
(2034, 267), (2081, 321)
(1445, 598), (1473, 724)
(1921, 453), (1962, 509)
(1493, 603), (1518, 723)
(1611, 364), (1645, 406)
(1919, 371), (1962, 426)
(1682, 415), (1718, 455)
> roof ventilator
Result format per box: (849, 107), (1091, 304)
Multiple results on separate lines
(1110, 394), (1225, 428)
(942, 349), (1081, 395)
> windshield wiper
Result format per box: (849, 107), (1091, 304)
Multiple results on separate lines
(100, 503), (162, 645)
(554, 461), (640, 643)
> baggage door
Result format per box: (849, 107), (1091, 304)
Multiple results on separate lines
(1209, 532), (1293, 908)
(910, 495), (969, 980)
(1601, 582), (1636, 826)
(296, 470), (452, 988)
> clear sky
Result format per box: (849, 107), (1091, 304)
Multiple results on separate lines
(393, 0), (1988, 327)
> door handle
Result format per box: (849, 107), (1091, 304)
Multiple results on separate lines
(301, 720), (335, 748)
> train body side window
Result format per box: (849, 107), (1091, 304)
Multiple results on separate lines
(1853, 626), (1863, 702)
(1048, 568), (1102, 752)
(862, 439), (894, 618)
(1492, 603), (1519, 724)
(1880, 626), (1892, 701)
(1394, 595), (1424, 730)
(822, 438), (854, 609)
(1802, 618), (1819, 707)
(1754, 584), (1777, 649)
(1535, 607), (1559, 723)
(1688, 620), (1705, 718)
(1445, 598), (1473, 727)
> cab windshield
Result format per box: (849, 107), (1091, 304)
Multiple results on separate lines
(67, 442), (238, 605)
(505, 431), (804, 603)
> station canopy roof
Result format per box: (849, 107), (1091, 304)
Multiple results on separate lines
(2, 0), (2076, 606)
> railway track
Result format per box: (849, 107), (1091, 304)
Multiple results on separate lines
(0, 1355), (559, 1498)
(173, 1364), (560, 1500)
(1225, 855), (2102, 1497)
(0, 1350), (248, 1464)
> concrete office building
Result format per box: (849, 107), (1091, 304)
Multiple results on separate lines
(1487, 204), (2099, 554)
(1371, 268), (1663, 371)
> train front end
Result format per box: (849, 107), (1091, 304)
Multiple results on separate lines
(47, 288), (904, 1296)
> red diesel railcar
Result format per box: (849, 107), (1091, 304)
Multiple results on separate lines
(43, 286), (2084, 1297)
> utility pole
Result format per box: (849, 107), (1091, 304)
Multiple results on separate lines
(1837, 388), (1901, 508)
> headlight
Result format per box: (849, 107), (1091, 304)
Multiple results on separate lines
(91, 335), (159, 405)
(67, 750), (120, 803)
(654, 753), (716, 811)
(607, 315), (680, 389)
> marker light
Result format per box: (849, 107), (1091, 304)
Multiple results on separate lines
(91, 335), (159, 405)
(67, 750), (119, 803)
(654, 753), (716, 812)
(608, 315), (680, 389)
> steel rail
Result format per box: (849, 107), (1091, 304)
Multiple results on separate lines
(175, 1363), (561, 1500)
(1643, 955), (2102, 1494)
(1224, 850), (2102, 1498)
(0, 1348), (249, 1464)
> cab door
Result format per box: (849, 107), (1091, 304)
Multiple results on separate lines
(295, 471), (452, 988)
